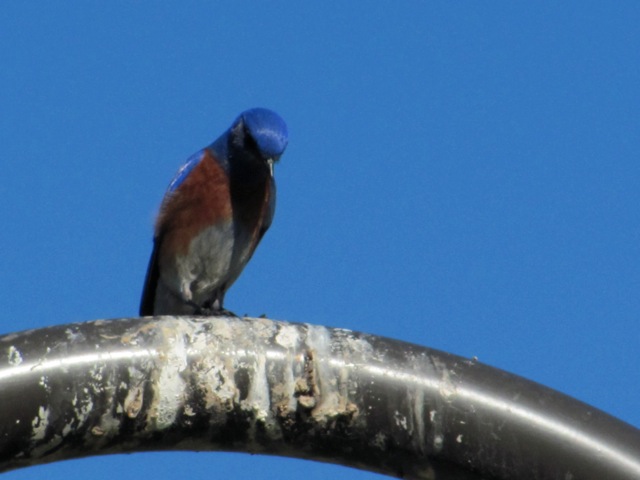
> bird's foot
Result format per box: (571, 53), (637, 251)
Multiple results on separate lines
(191, 301), (238, 317)
(215, 308), (239, 318)
(185, 300), (210, 316)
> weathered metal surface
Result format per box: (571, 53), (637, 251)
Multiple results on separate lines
(0, 316), (638, 479)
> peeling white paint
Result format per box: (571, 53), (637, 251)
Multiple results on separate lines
(306, 324), (341, 419)
(433, 434), (443, 450)
(251, 317), (276, 340)
(275, 325), (299, 350)
(209, 318), (233, 341)
(149, 328), (188, 430)
(31, 406), (49, 441)
(71, 391), (94, 428)
(438, 368), (457, 401)
(394, 411), (408, 429)
(413, 386), (426, 448)
(201, 361), (237, 407)
(7, 346), (22, 366)
(344, 335), (374, 359)
(88, 363), (105, 391)
(272, 338), (297, 413)
(124, 384), (144, 418)
(372, 432), (386, 448)
(78, 398), (94, 424)
(243, 352), (270, 422)
(64, 328), (86, 343)
(61, 423), (73, 437)
(98, 411), (122, 436)
(190, 320), (238, 412)
(38, 375), (50, 393)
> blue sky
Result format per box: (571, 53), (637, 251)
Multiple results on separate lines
(1, 3), (639, 479)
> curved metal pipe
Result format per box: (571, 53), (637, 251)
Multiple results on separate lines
(0, 316), (638, 479)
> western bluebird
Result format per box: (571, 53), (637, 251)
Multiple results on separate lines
(139, 108), (288, 316)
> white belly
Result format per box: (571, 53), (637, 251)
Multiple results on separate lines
(175, 220), (235, 305)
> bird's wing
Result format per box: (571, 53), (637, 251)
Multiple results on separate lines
(139, 150), (205, 316)
(167, 150), (205, 193)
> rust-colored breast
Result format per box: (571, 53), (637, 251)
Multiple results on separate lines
(156, 150), (232, 257)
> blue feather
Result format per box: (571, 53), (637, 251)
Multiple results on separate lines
(167, 149), (205, 192)
(239, 108), (288, 158)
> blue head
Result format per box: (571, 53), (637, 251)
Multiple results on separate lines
(207, 108), (288, 174)
(232, 108), (288, 160)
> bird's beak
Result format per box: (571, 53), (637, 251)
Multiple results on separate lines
(267, 158), (275, 176)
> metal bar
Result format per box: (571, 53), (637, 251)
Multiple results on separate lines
(0, 316), (638, 479)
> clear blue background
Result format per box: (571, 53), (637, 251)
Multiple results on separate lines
(1, 3), (639, 479)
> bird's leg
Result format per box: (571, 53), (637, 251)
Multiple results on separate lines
(204, 296), (238, 317)
(211, 298), (238, 317)
(187, 300), (209, 316)
(182, 297), (235, 317)
(213, 307), (239, 317)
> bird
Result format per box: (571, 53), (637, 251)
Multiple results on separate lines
(139, 108), (288, 316)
